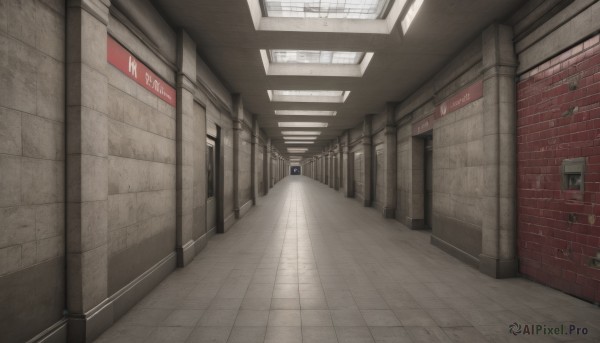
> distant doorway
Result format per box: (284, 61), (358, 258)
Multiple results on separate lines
(291, 166), (301, 175)
(206, 136), (217, 233)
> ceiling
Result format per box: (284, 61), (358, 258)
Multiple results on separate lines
(152, 0), (523, 158)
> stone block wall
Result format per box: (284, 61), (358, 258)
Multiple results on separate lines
(0, 1), (66, 342)
(105, 24), (177, 294)
(432, 95), (484, 260)
(239, 124), (252, 207)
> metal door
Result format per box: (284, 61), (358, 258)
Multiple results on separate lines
(206, 137), (217, 232)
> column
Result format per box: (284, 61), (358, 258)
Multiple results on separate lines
(383, 104), (397, 218)
(362, 115), (373, 207)
(324, 152), (328, 185)
(232, 95), (242, 218)
(336, 140), (342, 191)
(480, 24), (518, 278)
(175, 30), (197, 267)
(65, 0), (111, 341)
(265, 139), (271, 192)
(343, 133), (353, 197)
(251, 116), (259, 204)
(328, 151), (334, 188)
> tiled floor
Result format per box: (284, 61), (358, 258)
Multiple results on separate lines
(96, 177), (600, 343)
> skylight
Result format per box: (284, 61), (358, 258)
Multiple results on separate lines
(274, 90), (344, 97)
(270, 50), (365, 64)
(285, 141), (315, 144)
(262, 0), (392, 19)
(278, 122), (328, 128)
(275, 110), (337, 116)
(281, 131), (322, 135)
(268, 90), (351, 103)
(283, 136), (317, 140)
(401, 0), (424, 33)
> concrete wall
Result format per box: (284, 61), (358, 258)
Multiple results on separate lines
(514, 0), (600, 303)
(0, 1), (66, 342)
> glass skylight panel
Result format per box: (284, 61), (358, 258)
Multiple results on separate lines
(273, 90), (344, 97)
(285, 141), (315, 144)
(278, 122), (328, 128)
(270, 50), (364, 64)
(281, 131), (322, 135)
(275, 110), (337, 116)
(263, 0), (392, 19)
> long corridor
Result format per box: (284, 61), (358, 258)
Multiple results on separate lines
(96, 177), (600, 343)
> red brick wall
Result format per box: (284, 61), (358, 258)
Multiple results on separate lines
(517, 34), (600, 303)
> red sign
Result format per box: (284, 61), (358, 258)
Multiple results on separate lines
(107, 36), (176, 107)
(434, 80), (483, 120)
(412, 114), (434, 136)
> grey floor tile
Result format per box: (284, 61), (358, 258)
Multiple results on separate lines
(234, 310), (269, 326)
(265, 326), (302, 343)
(301, 309), (333, 326)
(163, 309), (204, 327)
(227, 326), (266, 343)
(209, 298), (243, 310)
(405, 326), (452, 343)
(442, 327), (489, 343)
(301, 297), (329, 310)
(394, 309), (437, 327)
(361, 310), (401, 327)
(198, 310), (238, 327)
(241, 297), (272, 310)
(303, 326), (338, 343)
(369, 326), (413, 343)
(355, 297), (390, 310)
(335, 326), (375, 343)
(426, 308), (471, 327)
(271, 298), (301, 310)
(331, 309), (368, 327)
(147, 327), (193, 343)
(268, 309), (302, 326)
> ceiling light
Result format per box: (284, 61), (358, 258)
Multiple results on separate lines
(262, 0), (392, 19)
(275, 110), (336, 116)
(401, 0), (424, 33)
(285, 141), (314, 144)
(283, 136), (317, 140)
(278, 122), (328, 128)
(281, 131), (322, 135)
(270, 50), (365, 64)
(287, 149), (308, 153)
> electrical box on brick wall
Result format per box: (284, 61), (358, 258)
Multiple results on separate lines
(561, 158), (585, 200)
